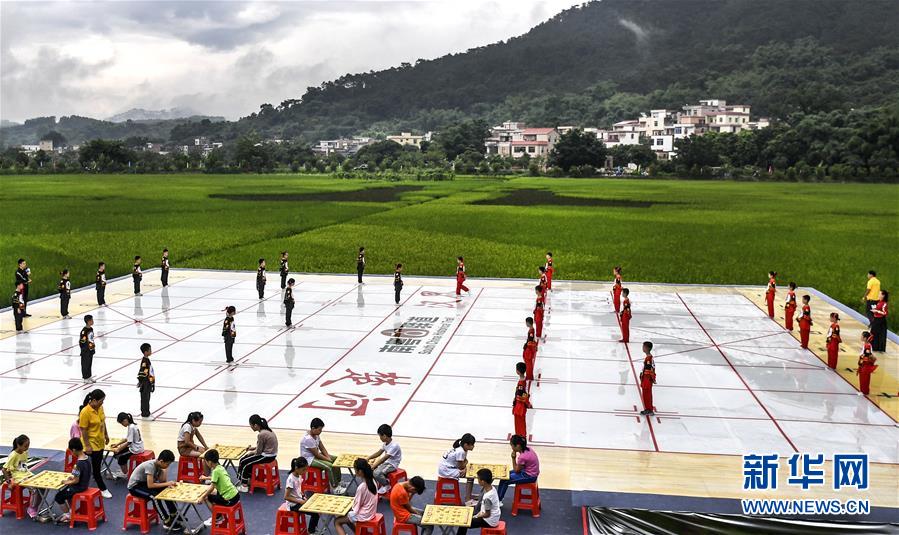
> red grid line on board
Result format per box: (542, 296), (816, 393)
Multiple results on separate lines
(390, 288), (485, 428)
(151, 283), (368, 419)
(717, 345), (825, 369)
(676, 292), (799, 453)
(615, 291), (660, 452)
(0, 279), (246, 375)
(266, 286), (425, 423)
(26, 280), (252, 412)
(738, 293), (898, 425)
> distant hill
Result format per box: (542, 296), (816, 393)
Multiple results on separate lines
(0, 120), (20, 128)
(106, 107), (225, 123)
(232, 0), (899, 141)
(0, 115), (226, 149)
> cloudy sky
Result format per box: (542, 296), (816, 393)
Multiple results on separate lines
(1, 0), (580, 123)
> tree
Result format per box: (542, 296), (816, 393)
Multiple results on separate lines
(78, 139), (135, 172)
(40, 130), (67, 147)
(610, 142), (655, 169)
(435, 120), (489, 161)
(234, 131), (274, 172)
(549, 129), (607, 172)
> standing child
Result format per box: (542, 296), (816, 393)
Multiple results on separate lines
(612, 266), (622, 313)
(522, 318), (537, 382)
(512, 388), (531, 438)
(356, 247), (365, 284)
(284, 278), (296, 327)
(236, 415), (278, 492)
(455, 257), (469, 296)
(96, 262), (107, 306)
(534, 285), (545, 340)
(300, 418), (344, 493)
(15, 259), (31, 317)
(79, 315), (96, 383)
(283, 457), (322, 535)
(335, 459), (377, 535)
(870, 291), (889, 352)
(825, 313), (842, 370)
(797, 294), (813, 349)
(256, 258), (267, 299)
(137, 343), (155, 418)
(54, 438), (92, 524)
(11, 282), (25, 333)
(538, 267), (548, 300)
(639, 341), (656, 416)
(456, 469), (501, 534)
(619, 288), (631, 343)
(437, 434), (476, 501)
(110, 412), (144, 479)
(200, 449), (240, 527)
(394, 263), (404, 305)
(3, 435), (39, 518)
(857, 332), (878, 396)
(515, 362), (527, 392)
(367, 423), (402, 492)
(544, 252), (554, 291)
(133, 256), (143, 296)
(161, 248), (170, 287)
(177, 412), (209, 458)
(765, 271), (777, 318)
(58, 269), (71, 319)
(279, 251), (289, 289)
(222, 306), (236, 363)
(784, 282), (797, 331)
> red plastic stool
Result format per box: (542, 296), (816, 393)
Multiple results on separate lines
(379, 468), (408, 501)
(127, 451), (155, 480)
(511, 482), (541, 517)
(301, 466), (329, 494)
(391, 521), (418, 535)
(69, 488), (107, 530)
(0, 482), (30, 519)
(64, 449), (77, 472)
(274, 507), (308, 535)
(433, 477), (462, 506)
(211, 502), (246, 535)
(482, 521), (507, 535)
(249, 459), (281, 496)
(122, 494), (159, 533)
(355, 512), (386, 535)
(177, 456), (204, 483)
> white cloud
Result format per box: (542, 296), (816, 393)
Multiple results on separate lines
(1, 0), (580, 122)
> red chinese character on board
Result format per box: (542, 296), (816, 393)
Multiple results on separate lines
(321, 369), (412, 387)
(299, 393), (388, 416)
(416, 300), (457, 308)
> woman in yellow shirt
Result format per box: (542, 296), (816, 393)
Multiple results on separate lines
(78, 389), (111, 499)
(863, 271), (881, 321)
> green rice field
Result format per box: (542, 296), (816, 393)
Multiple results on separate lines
(1, 174), (897, 331)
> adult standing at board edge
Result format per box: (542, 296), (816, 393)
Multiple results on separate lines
(863, 271), (880, 322)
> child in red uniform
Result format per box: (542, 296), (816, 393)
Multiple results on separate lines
(538, 267), (548, 300)
(765, 271), (777, 318)
(612, 267), (622, 313)
(533, 285), (545, 340)
(544, 252), (554, 292)
(784, 282), (797, 331)
(523, 318), (537, 381)
(515, 362), (527, 392)
(797, 294), (812, 348)
(512, 387), (531, 438)
(825, 312), (841, 370)
(455, 256), (469, 297)
(857, 332), (877, 395)
(639, 341), (656, 416)
(619, 288), (631, 343)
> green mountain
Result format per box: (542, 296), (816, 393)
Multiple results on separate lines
(240, 0), (899, 141)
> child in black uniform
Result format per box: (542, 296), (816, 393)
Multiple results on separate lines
(257, 259), (266, 300)
(222, 306), (236, 363)
(279, 251), (289, 289)
(284, 278), (296, 327)
(132, 256), (143, 296)
(58, 269), (71, 318)
(357, 247), (365, 284)
(96, 262), (107, 306)
(394, 263), (404, 305)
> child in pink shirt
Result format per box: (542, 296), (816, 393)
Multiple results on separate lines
(335, 458), (377, 535)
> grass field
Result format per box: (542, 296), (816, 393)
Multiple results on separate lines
(1, 174), (897, 332)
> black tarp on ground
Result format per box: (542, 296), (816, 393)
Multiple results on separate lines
(585, 507), (899, 534)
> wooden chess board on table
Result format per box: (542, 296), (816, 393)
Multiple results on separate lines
(333, 454), (372, 469)
(299, 493), (353, 516)
(20, 471), (69, 490)
(422, 504), (473, 527)
(213, 444), (249, 460)
(465, 463), (509, 480)
(156, 482), (208, 504)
